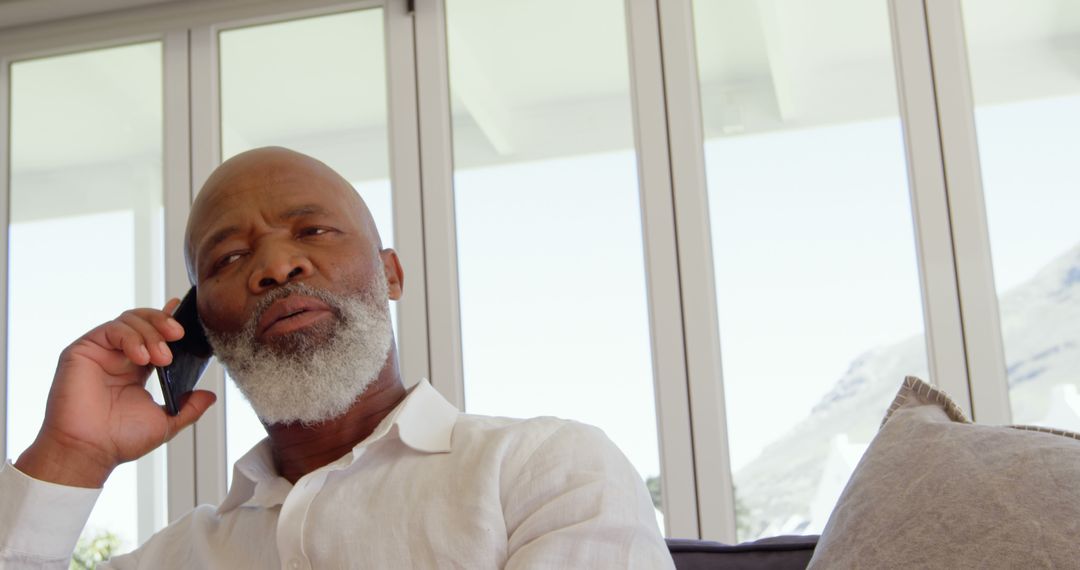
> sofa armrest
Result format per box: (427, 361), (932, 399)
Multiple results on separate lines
(666, 535), (818, 570)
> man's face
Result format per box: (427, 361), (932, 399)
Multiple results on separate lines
(187, 151), (399, 341)
(183, 149), (403, 424)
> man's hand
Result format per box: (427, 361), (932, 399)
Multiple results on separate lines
(14, 299), (217, 488)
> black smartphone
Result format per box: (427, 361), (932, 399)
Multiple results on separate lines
(155, 287), (213, 416)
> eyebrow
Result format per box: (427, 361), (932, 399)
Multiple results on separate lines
(279, 204), (330, 220)
(200, 226), (241, 260)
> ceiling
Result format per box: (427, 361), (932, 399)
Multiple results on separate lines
(0, 0), (187, 30)
(8, 0), (1080, 178)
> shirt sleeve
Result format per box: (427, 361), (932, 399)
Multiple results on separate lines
(0, 461), (100, 569)
(501, 422), (675, 570)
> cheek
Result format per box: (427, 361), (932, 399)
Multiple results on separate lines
(315, 249), (376, 291)
(197, 282), (251, 333)
(338, 261), (382, 296)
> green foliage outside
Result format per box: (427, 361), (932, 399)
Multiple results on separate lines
(645, 477), (754, 542)
(645, 475), (662, 510)
(733, 486), (753, 542)
(70, 531), (120, 570)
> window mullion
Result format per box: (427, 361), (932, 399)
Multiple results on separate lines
(384, 0), (431, 390)
(921, 0), (1010, 424)
(186, 23), (229, 510)
(413, 0), (465, 408)
(625, 0), (700, 539)
(888, 0), (975, 416)
(0, 56), (10, 463)
(163, 27), (200, 522)
(655, 0), (738, 544)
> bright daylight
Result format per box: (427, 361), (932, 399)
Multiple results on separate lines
(3, 0), (1080, 568)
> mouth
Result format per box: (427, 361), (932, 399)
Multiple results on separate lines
(257, 294), (335, 340)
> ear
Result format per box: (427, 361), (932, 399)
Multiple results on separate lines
(380, 248), (404, 300)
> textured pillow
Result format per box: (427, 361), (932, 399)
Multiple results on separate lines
(807, 376), (1080, 569)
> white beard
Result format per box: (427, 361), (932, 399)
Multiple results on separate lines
(204, 277), (393, 426)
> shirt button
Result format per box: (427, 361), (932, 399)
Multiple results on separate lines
(289, 559), (301, 570)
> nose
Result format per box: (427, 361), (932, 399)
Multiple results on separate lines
(248, 246), (314, 293)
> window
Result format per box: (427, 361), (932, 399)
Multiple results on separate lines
(7, 42), (167, 553)
(691, 0), (928, 539)
(961, 1), (1080, 431)
(217, 8), (397, 475)
(445, 0), (665, 525)
(0, 0), (1056, 548)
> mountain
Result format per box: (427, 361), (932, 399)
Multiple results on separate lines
(733, 243), (1080, 540)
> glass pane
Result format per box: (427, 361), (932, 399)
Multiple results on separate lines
(7, 42), (166, 553)
(961, 2), (1080, 430)
(446, 0), (664, 529)
(218, 9), (395, 479)
(692, 0), (929, 540)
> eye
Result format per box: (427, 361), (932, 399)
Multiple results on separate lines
(213, 251), (246, 270)
(298, 226), (334, 238)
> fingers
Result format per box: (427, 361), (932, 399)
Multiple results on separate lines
(164, 390), (217, 440)
(117, 310), (182, 366)
(99, 308), (185, 367)
(135, 307), (186, 342)
(102, 321), (153, 366)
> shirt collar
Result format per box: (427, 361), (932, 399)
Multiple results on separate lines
(217, 378), (459, 514)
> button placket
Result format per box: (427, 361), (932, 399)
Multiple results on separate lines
(276, 469), (330, 570)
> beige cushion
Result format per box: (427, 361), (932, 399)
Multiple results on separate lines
(807, 377), (1080, 569)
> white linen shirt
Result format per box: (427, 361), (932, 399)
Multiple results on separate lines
(0, 379), (674, 569)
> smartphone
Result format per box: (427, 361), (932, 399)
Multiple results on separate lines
(155, 287), (213, 416)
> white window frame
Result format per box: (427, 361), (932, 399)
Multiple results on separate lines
(889, 0), (975, 415)
(624, 0), (703, 539)
(919, 0), (1010, 424)
(0, 0), (430, 526)
(887, 0), (1010, 426)
(413, 0), (705, 537)
(0, 23), (9, 481)
(183, 0), (428, 511)
(652, 0), (737, 542)
(0, 29), (182, 544)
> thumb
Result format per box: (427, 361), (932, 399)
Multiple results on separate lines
(164, 390), (218, 441)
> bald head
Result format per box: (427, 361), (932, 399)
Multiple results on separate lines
(185, 146), (382, 285)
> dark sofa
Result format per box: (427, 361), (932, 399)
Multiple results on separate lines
(666, 535), (818, 570)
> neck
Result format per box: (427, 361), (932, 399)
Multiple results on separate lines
(265, 345), (406, 484)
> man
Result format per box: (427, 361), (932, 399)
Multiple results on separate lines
(0, 147), (674, 568)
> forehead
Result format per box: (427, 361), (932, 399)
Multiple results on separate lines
(190, 168), (357, 242)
